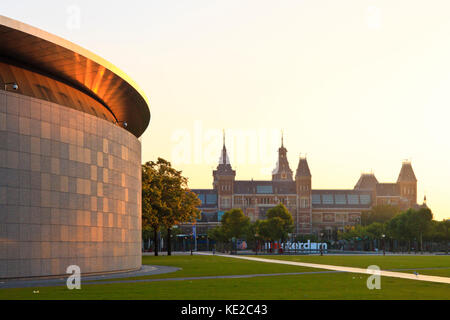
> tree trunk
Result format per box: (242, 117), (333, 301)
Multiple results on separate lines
(167, 228), (172, 256)
(420, 232), (423, 254)
(153, 228), (159, 256)
(447, 227), (449, 254)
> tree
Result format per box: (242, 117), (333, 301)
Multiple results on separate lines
(220, 208), (250, 253)
(208, 225), (228, 252)
(365, 222), (385, 251)
(246, 220), (265, 253)
(164, 189), (201, 256)
(259, 217), (285, 243)
(406, 207), (433, 253)
(385, 207), (433, 253)
(361, 205), (401, 226)
(338, 225), (365, 241)
(141, 158), (200, 256)
(425, 220), (445, 252)
(266, 204), (294, 242)
(443, 220), (450, 254)
(142, 160), (164, 256)
(386, 211), (413, 252)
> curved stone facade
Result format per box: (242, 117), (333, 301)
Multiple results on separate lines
(0, 90), (142, 278)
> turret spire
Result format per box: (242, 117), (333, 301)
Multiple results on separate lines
(217, 129), (231, 167)
(272, 133), (293, 181)
(223, 129), (225, 149)
(222, 129), (226, 164)
(213, 129), (236, 189)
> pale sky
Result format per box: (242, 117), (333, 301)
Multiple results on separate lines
(1, 1), (449, 220)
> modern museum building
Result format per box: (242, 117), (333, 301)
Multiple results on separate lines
(0, 15), (150, 278)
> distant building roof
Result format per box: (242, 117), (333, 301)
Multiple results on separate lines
(296, 157), (311, 177)
(213, 132), (235, 177)
(272, 136), (293, 181)
(354, 173), (378, 190)
(397, 161), (417, 182)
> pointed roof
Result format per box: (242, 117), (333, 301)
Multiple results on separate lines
(218, 129), (230, 165)
(354, 173), (378, 190)
(397, 161), (417, 182)
(413, 195), (428, 210)
(272, 132), (293, 181)
(295, 157), (311, 177)
(214, 130), (234, 176)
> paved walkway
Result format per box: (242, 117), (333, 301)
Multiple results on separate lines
(0, 265), (180, 289)
(197, 252), (450, 285)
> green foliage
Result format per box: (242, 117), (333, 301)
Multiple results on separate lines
(386, 207), (432, 243)
(220, 208), (251, 239)
(259, 217), (285, 242)
(141, 158), (201, 255)
(208, 226), (228, 243)
(142, 158), (201, 231)
(209, 205), (294, 248)
(341, 207), (437, 252)
(361, 205), (401, 226)
(245, 220), (264, 244)
(266, 204), (294, 240)
(206, 208), (251, 252)
(159, 226), (183, 239)
(365, 222), (385, 239)
(338, 225), (367, 241)
(406, 207), (433, 239)
(426, 220), (450, 242)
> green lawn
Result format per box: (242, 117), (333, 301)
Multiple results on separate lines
(1, 272), (449, 300)
(249, 255), (450, 277)
(97, 255), (320, 281)
(0, 255), (449, 300)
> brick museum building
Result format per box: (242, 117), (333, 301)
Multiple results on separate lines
(189, 134), (422, 238)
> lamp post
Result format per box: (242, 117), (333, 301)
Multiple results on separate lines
(355, 217), (361, 250)
(320, 232), (324, 256)
(382, 234), (386, 256)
